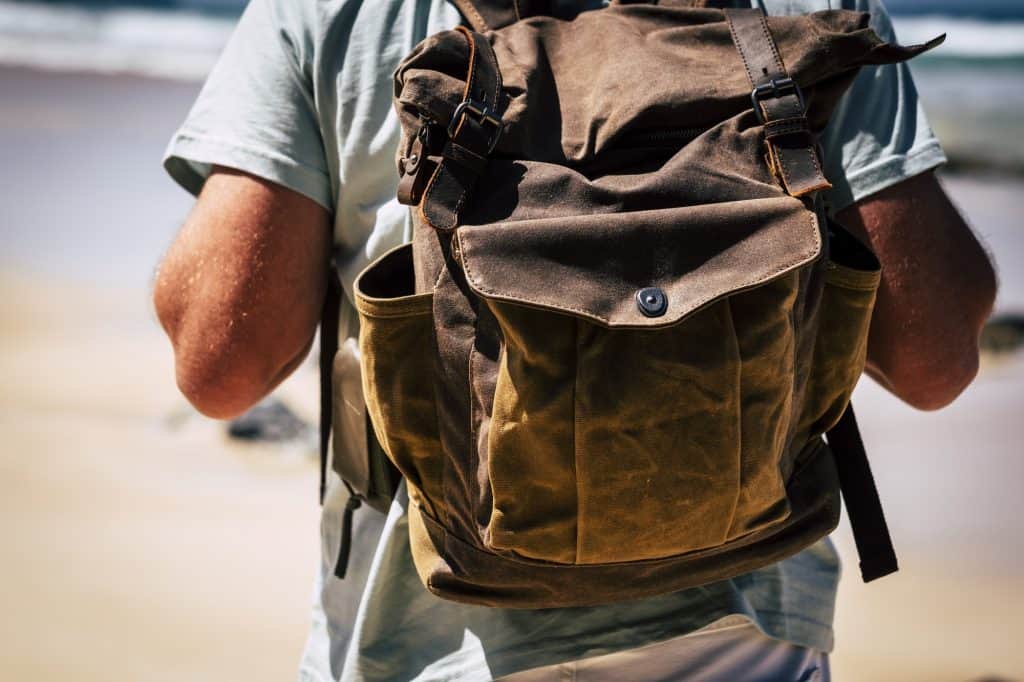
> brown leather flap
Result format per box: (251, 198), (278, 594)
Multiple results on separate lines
(457, 196), (821, 328)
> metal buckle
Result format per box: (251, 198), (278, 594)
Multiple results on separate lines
(750, 77), (805, 124)
(447, 99), (503, 153)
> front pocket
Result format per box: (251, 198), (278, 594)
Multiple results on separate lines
(484, 282), (800, 565)
(798, 223), (882, 440)
(458, 199), (819, 565)
(354, 243), (443, 517)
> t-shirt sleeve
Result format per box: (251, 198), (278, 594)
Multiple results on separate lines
(162, 0), (332, 210)
(818, 0), (947, 213)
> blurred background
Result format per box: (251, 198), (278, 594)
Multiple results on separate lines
(0, 0), (1021, 680)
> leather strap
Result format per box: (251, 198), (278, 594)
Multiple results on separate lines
(319, 264), (342, 506)
(449, 0), (551, 32)
(724, 8), (831, 197)
(826, 403), (899, 583)
(420, 26), (503, 231)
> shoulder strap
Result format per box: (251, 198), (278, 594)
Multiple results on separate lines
(419, 26), (504, 231)
(826, 403), (899, 582)
(318, 264), (364, 579)
(449, 0), (551, 32)
(724, 8), (831, 197)
(319, 264), (342, 506)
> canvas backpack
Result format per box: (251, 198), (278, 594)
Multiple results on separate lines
(320, 0), (942, 608)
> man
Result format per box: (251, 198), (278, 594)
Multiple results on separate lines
(154, 0), (996, 679)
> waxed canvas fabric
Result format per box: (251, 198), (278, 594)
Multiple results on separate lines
(353, 1), (924, 607)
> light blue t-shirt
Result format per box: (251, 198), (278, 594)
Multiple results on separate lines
(164, 1), (946, 680)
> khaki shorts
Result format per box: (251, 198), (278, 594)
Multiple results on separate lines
(498, 620), (829, 682)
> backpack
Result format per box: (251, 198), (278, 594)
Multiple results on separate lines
(324, 0), (943, 608)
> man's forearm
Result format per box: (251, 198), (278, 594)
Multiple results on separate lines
(836, 171), (997, 410)
(154, 167), (332, 419)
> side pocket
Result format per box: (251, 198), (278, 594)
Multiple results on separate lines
(353, 243), (444, 518)
(330, 337), (399, 513)
(799, 223), (881, 440)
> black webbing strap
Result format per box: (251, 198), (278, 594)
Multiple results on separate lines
(825, 403), (899, 582)
(724, 8), (831, 197)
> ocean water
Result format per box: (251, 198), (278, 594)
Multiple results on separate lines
(1, 0), (1021, 167)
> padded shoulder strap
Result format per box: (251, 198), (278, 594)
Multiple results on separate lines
(724, 8), (831, 197)
(449, 0), (551, 32)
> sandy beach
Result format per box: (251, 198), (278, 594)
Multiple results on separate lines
(2, 65), (1022, 681)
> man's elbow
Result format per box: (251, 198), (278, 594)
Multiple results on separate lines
(155, 307), (274, 420)
(171, 339), (273, 420)
(879, 346), (980, 411)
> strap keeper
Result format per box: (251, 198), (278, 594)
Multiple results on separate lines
(763, 116), (812, 141)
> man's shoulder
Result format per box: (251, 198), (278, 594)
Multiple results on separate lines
(763, 0), (855, 16)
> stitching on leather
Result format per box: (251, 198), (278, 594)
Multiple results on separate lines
(765, 119), (809, 137)
(726, 13), (756, 89)
(771, 145), (794, 193)
(777, 145), (830, 196)
(757, 12), (785, 73)
(458, 27), (477, 107)
(806, 146), (828, 185)
(459, 210), (822, 327)
(455, 0), (489, 32)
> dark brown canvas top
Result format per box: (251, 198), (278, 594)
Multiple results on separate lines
(396, 5), (940, 166)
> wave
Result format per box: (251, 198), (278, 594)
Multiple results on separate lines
(0, 1), (1021, 80)
(0, 0), (234, 80)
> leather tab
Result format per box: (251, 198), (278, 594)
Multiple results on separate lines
(725, 8), (831, 197)
(420, 26), (503, 231)
(397, 122), (440, 206)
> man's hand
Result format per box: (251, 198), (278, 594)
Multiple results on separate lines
(153, 166), (332, 419)
(836, 171), (997, 411)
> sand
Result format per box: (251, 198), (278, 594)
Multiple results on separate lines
(1, 65), (1022, 681)
(0, 272), (321, 681)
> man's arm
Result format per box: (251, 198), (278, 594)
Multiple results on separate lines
(836, 170), (997, 411)
(153, 166), (332, 419)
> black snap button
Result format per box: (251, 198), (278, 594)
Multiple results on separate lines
(636, 287), (667, 317)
